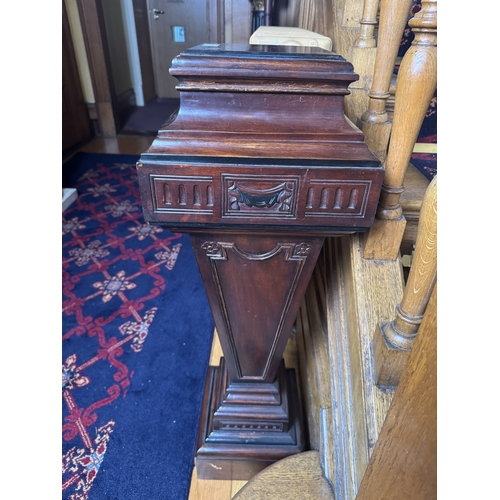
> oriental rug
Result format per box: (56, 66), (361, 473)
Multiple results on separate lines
(62, 152), (214, 500)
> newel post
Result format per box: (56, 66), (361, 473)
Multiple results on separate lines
(373, 175), (437, 386)
(363, 0), (437, 261)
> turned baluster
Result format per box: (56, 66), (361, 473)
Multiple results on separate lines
(373, 175), (437, 386)
(357, 0), (413, 163)
(353, 0), (380, 49)
(363, 0), (437, 260)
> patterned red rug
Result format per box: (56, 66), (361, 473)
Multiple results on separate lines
(62, 153), (214, 500)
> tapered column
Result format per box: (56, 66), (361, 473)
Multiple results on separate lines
(357, 0), (413, 163)
(192, 232), (324, 479)
(373, 175), (437, 386)
(363, 0), (437, 260)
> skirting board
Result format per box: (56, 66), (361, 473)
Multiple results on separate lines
(63, 188), (78, 212)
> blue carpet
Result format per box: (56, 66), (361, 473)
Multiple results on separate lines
(62, 152), (214, 500)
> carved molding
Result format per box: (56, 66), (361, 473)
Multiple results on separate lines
(218, 422), (284, 431)
(201, 241), (312, 262)
(229, 182), (292, 210)
(222, 174), (299, 219)
(151, 174), (214, 214)
(140, 163), (383, 230)
(304, 179), (372, 217)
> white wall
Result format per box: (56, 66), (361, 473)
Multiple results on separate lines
(120, 0), (145, 106)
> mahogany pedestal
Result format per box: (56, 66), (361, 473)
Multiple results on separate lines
(136, 43), (383, 480)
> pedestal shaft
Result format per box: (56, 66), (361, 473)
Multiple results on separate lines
(191, 232), (323, 479)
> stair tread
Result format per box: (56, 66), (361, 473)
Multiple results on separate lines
(401, 162), (431, 213)
(232, 450), (334, 500)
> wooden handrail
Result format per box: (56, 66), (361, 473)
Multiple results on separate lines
(373, 175), (437, 386)
(357, 0), (413, 163)
(363, 0), (437, 261)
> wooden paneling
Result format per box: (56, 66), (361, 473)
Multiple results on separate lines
(296, 233), (404, 499)
(207, 0), (225, 43)
(223, 0), (252, 44)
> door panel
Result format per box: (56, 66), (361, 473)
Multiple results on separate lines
(147, 0), (210, 98)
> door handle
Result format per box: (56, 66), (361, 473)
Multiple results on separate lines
(153, 9), (165, 20)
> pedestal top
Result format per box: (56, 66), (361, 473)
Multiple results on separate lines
(167, 43), (360, 98)
(175, 42), (339, 58)
(143, 44), (378, 162)
(137, 43), (383, 233)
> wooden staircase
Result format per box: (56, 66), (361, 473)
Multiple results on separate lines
(233, 1), (437, 498)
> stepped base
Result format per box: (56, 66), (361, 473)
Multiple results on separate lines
(195, 361), (306, 480)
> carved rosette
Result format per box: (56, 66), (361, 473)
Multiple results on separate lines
(201, 241), (222, 256)
(293, 243), (312, 257)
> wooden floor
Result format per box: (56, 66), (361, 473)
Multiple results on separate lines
(187, 331), (250, 499)
(63, 134), (157, 162)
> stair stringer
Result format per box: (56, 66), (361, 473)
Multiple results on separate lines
(296, 233), (405, 499)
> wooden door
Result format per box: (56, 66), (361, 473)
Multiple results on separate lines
(146, 0), (212, 98)
(63, 0), (93, 151)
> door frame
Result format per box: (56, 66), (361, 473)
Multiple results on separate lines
(63, 0), (93, 150)
(75, 0), (223, 136)
(76, 0), (119, 137)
